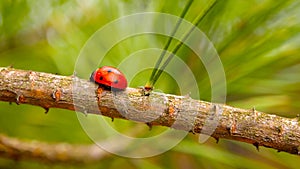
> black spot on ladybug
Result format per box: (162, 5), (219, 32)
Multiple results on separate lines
(107, 69), (112, 73)
(114, 80), (119, 84)
(99, 76), (103, 80)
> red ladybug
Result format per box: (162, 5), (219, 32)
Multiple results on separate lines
(90, 66), (127, 90)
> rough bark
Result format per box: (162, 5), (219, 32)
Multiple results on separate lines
(0, 67), (299, 159)
(0, 134), (108, 163)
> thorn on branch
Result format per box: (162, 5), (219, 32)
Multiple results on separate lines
(146, 122), (153, 130)
(7, 64), (14, 68)
(184, 92), (191, 99)
(213, 136), (219, 144)
(71, 71), (77, 77)
(291, 146), (300, 155)
(252, 107), (256, 114)
(190, 129), (195, 135)
(226, 125), (231, 134)
(253, 142), (260, 151)
(83, 110), (88, 117)
(252, 107), (260, 118)
(43, 107), (50, 114)
(296, 114), (300, 121)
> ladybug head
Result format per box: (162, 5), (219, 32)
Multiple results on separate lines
(89, 71), (96, 82)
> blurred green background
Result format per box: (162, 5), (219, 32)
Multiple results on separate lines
(1, 0), (300, 168)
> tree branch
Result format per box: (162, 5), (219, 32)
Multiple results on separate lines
(0, 67), (299, 157)
(0, 134), (108, 163)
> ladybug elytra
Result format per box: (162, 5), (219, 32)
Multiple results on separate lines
(90, 66), (127, 90)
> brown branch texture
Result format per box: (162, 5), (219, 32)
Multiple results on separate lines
(0, 67), (300, 160)
(0, 134), (108, 163)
